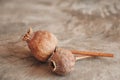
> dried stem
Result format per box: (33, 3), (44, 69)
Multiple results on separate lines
(75, 56), (91, 61)
(71, 50), (114, 57)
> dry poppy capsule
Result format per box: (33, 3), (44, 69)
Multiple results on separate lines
(23, 28), (58, 62)
(48, 48), (76, 75)
(48, 48), (92, 76)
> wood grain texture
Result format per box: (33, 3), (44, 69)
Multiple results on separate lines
(0, 0), (120, 80)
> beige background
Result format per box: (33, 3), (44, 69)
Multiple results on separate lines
(0, 0), (120, 80)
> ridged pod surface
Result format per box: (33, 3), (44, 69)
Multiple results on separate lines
(23, 28), (58, 62)
(48, 48), (75, 75)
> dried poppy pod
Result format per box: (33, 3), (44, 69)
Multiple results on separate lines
(23, 28), (58, 62)
(48, 48), (114, 75)
(48, 48), (90, 75)
(48, 48), (75, 75)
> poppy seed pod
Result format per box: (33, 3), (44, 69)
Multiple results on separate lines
(48, 48), (75, 75)
(23, 28), (58, 62)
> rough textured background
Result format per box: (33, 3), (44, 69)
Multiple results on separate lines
(0, 0), (120, 80)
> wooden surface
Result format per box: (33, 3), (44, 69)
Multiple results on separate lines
(0, 0), (120, 80)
